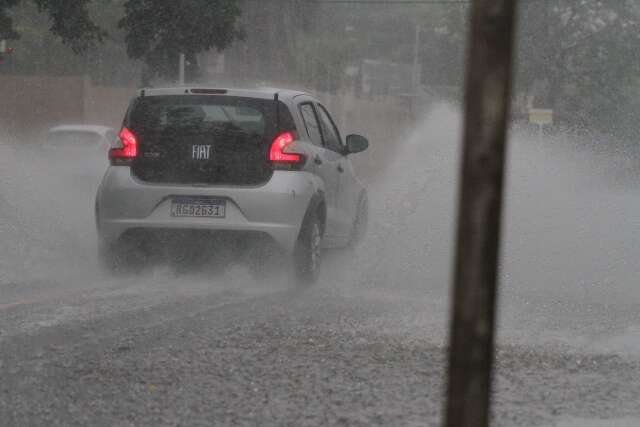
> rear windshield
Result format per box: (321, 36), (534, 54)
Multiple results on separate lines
(47, 131), (103, 148)
(124, 94), (295, 185)
(126, 95), (293, 138)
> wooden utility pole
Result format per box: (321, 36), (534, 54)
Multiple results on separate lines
(444, 1), (518, 427)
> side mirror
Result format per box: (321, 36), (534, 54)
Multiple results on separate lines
(345, 134), (369, 154)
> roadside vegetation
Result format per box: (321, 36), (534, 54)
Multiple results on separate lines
(1, 0), (639, 138)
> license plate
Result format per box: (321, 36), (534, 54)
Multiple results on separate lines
(171, 197), (226, 218)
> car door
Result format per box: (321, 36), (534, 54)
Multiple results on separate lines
(296, 99), (342, 242)
(314, 102), (355, 240)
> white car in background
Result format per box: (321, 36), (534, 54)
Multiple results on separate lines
(44, 125), (115, 182)
(46, 125), (116, 153)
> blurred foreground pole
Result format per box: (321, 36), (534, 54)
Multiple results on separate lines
(444, 1), (518, 427)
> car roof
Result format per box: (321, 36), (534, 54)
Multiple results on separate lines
(48, 125), (114, 136)
(138, 86), (311, 102)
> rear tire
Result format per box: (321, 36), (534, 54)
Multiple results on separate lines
(294, 212), (322, 284)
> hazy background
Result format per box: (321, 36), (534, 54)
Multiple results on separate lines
(3, 0), (640, 141)
(3, 0), (640, 346)
(3, 2), (640, 424)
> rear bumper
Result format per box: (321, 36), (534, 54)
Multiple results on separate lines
(96, 167), (318, 252)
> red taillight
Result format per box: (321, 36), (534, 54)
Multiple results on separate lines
(109, 127), (138, 163)
(269, 132), (304, 164)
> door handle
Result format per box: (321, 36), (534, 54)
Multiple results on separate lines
(314, 155), (323, 165)
(337, 164), (344, 173)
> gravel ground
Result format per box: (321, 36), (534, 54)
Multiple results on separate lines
(2, 270), (640, 427)
(3, 109), (640, 426)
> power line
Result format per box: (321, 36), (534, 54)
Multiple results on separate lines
(246, 0), (469, 4)
(310, 1), (469, 3)
(247, 0), (561, 3)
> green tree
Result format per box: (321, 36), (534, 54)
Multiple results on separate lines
(0, 0), (104, 53)
(297, 2), (469, 92)
(2, 0), (244, 84)
(119, 0), (243, 83)
(2, 0), (140, 85)
(0, 0), (21, 40)
(516, 0), (640, 134)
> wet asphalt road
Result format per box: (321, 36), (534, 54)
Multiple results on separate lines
(2, 244), (640, 427)
(3, 110), (640, 426)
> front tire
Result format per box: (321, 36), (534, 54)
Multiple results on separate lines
(294, 212), (322, 284)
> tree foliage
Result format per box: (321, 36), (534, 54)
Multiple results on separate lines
(1, 0), (104, 53)
(3, 0), (640, 137)
(424, 0), (640, 135)
(1, 0), (140, 84)
(32, 0), (105, 53)
(228, 0), (318, 84)
(1, 0), (244, 82)
(119, 0), (243, 81)
(0, 0), (21, 40)
(517, 0), (640, 134)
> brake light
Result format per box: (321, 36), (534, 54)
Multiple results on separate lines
(269, 132), (304, 164)
(109, 127), (138, 164)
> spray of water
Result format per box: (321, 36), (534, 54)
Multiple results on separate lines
(325, 102), (640, 351)
(3, 105), (640, 352)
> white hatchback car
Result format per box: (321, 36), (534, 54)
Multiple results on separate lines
(95, 87), (369, 282)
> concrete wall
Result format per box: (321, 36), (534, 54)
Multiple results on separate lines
(83, 77), (136, 130)
(1, 75), (84, 140)
(0, 75), (135, 142)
